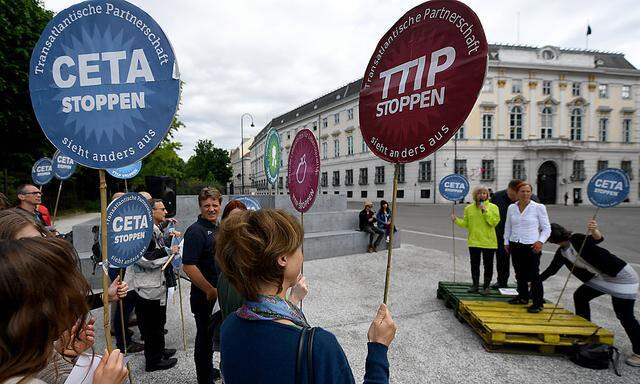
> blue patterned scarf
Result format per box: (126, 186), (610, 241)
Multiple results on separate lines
(236, 294), (309, 328)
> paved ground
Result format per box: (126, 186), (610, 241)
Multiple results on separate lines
(349, 202), (640, 267)
(88, 243), (640, 383)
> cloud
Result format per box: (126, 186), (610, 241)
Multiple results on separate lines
(42, 0), (640, 160)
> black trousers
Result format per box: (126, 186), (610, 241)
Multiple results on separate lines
(108, 267), (137, 351)
(574, 284), (640, 354)
(363, 226), (384, 247)
(510, 242), (544, 307)
(495, 238), (510, 287)
(191, 295), (216, 384)
(469, 247), (495, 288)
(135, 297), (167, 366)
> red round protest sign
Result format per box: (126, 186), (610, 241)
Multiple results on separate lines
(359, 0), (488, 163)
(287, 129), (320, 213)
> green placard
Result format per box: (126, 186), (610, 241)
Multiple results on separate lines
(264, 128), (282, 185)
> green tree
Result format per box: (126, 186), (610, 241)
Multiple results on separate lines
(185, 139), (232, 185)
(0, 0), (54, 192)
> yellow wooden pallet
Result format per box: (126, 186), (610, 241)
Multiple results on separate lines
(458, 300), (614, 354)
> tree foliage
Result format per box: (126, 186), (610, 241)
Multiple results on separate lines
(185, 139), (232, 185)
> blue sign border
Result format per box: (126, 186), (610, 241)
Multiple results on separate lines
(104, 192), (154, 268)
(32, 157), (54, 186)
(438, 173), (470, 202)
(52, 150), (77, 180)
(587, 168), (630, 208)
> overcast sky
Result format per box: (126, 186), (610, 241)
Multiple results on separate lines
(43, 0), (640, 159)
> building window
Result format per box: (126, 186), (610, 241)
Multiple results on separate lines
(361, 138), (369, 153)
(512, 79), (522, 94)
(621, 161), (633, 180)
(481, 160), (495, 181)
(570, 108), (582, 141)
(512, 160), (526, 180)
(455, 159), (467, 177)
(623, 119), (632, 143)
(345, 169), (353, 186)
(322, 117), (328, 128)
(598, 84), (608, 98)
(321, 172), (328, 187)
(334, 113), (340, 125)
(375, 166), (385, 184)
(334, 139), (340, 158)
(622, 85), (631, 100)
(598, 118), (608, 142)
(347, 108), (354, 120)
(542, 80), (552, 96)
(454, 125), (465, 139)
(541, 107), (553, 138)
(572, 82), (581, 97)
(287, 131), (291, 140)
(597, 160), (608, 172)
(332, 171), (340, 186)
(312, 121), (318, 131)
(482, 114), (493, 139)
(347, 136), (354, 155)
(322, 141), (328, 160)
(377, 190), (384, 198)
(278, 176), (283, 189)
(418, 161), (432, 182)
(420, 189), (431, 199)
(510, 106), (523, 140)
(359, 168), (368, 185)
(347, 191), (353, 198)
(397, 164), (405, 183)
(361, 190), (368, 198)
(482, 78), (493, 93)
(572, 160), (586, 181)
(397, 190), (405, 199)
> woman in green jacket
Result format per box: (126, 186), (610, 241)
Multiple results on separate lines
(451, 186), (501, 294)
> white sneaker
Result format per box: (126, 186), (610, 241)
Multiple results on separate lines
(625, 353), (640, 367)
(385, 236), (390, 243)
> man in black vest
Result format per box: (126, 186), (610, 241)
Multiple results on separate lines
(183, 187), (222, 383)
(490, 179), (538, 288)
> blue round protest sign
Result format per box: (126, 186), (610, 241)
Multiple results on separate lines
(32, 157), (54, 185)
(52, 150), (77, 180)
(233, 196), (261, 211)
(104, 192), (154, 268)
(438, 174), (470, 202)
(107, 160), (142, 179)
(29, 0), (180, 169)
(587, 168), (630, 208)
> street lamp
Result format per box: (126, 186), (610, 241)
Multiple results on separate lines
(241, 113), (255, 195)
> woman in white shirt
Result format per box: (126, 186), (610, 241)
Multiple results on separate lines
(503, 182), (551, 313)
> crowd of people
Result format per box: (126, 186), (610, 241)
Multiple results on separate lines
(1, 177), (639, 383)
(451, 179), (640, 366)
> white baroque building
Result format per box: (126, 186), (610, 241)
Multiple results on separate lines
(249, 44), (640, 205)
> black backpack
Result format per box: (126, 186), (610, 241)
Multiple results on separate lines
(570, 342), (621, 376)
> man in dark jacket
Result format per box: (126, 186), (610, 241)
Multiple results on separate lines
(490, 179), (539, 288)
(359, 200), (384, 253)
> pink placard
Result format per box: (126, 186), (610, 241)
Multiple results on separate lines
(287, 129), (320, 213)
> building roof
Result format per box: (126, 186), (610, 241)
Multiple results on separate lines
(250, 44), (637, 150)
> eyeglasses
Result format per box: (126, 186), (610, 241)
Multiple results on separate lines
(22, 192), (42, 196)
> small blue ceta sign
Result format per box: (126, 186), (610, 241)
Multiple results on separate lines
(52, 150), (77, 180)
(29, 0), (180, 169)
(439, 173), (469, 202)
(105, 192), (154, 268)
(587, 168), (630, 208)
(233, 196), (261, 211)
(32, 157), (54, 185)
(107, 160), (142, 179)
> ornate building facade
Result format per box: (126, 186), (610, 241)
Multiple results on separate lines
(249, 44), (640, 205)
